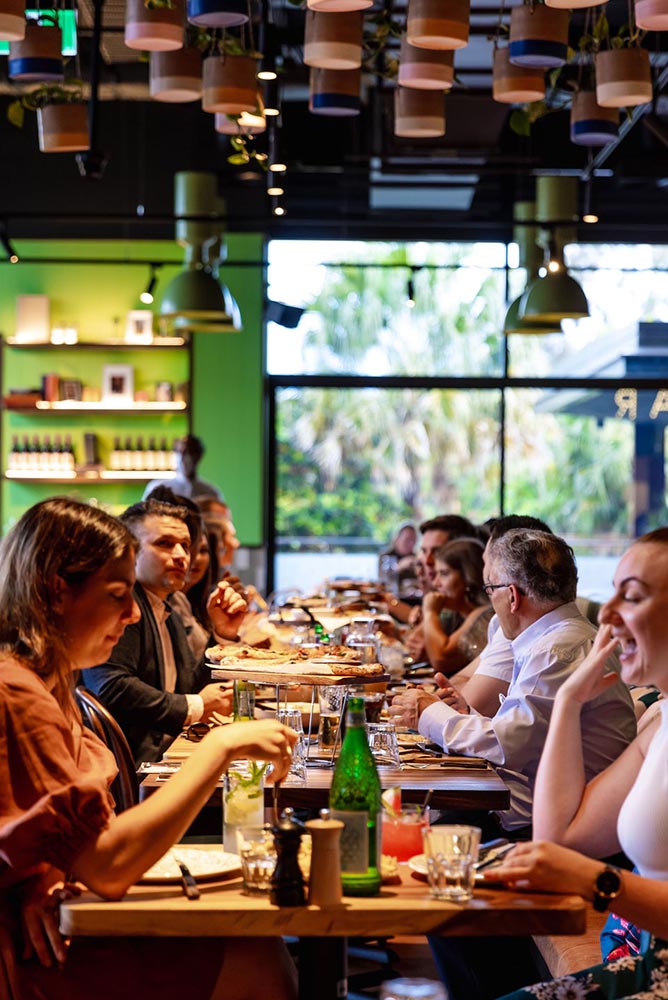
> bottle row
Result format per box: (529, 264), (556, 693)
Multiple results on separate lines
(110, 437), (178, 473)
(9, 435), (75, 473)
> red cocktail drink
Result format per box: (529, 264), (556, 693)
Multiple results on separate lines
(381, 808), (430, 862)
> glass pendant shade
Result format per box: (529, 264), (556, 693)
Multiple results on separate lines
(186, 0), (248, 28)
(406, 0), (470, 50)
(398, 34), (454, 89)
(160, 268), (242, 332)
(0, 0), (25, 41)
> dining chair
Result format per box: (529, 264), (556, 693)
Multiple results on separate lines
(75, 686), (140, 813)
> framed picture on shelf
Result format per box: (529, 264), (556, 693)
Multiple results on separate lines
(124, 309), (154, 345)
(61, 378), (83, 402)
(102, 364), (134, 404)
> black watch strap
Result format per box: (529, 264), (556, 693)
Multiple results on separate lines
(592, 865), (622, 912)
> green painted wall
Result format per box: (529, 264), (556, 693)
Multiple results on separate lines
(0, 237), (265, 540)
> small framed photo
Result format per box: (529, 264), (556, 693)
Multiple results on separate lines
(102, 364), (134, 404)
(61, 378), (83, 402)
(124, 309), (154, 345)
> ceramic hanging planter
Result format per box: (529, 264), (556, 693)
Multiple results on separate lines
(508, 4), (570, 69)
(0, 0), (26, 42)
(124, 0), (184, 52)
(150, 47), (202, 101)
(303, 10), (364, 69)
(215, 93), (266, 132)
(635, 0), (668, 30)
(186, 0), (248, 28)
(307, 0), (372, 10)
(398, 34), (454, 89)
(394, 86), (445, 137)
(8, 19), (63, 81)
(37, 102), (89, 153)
(595, 47), (652, 107)
(406, 0), (470, 50)
(570, 89), (618, 145)
(202, 53), (258, 114)
(309, 67), (361, 115)
(492, 47), (545, 103)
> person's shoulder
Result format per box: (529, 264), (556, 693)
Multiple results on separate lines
(0, 657), (54, 708)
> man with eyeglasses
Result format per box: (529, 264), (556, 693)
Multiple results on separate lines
(390, 528), (636, 840)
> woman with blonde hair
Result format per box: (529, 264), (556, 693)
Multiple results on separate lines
(0, 497), (297, 1000)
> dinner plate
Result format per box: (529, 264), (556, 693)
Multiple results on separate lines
(139, 847), (242, 884)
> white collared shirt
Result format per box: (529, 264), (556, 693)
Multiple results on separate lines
(420, 602), (636, 830)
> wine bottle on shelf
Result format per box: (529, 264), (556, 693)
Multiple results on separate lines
(133, 436), (145, 472)
(52, 435), (63, 473)
(31, 435), (43, 471)
(170, 438), (179, 471)
(110, 436), (122, 472)
(42, 435), (53, 473)
(145, 436), (157, 471)
(158, 436), (169, 472)
(63, 435), (75, 472)
(329, 695), (382, 897)
(8, 435), (21, 472)
(123, 437), (133, 472)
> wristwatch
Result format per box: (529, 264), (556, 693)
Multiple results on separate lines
(592, 865), (622, 912)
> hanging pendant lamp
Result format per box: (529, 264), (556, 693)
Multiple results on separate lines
(504, 294), (563, 334)
(150, 48), (202, 102)
(508, 4), (569, 69)
(304, 10), (363, 70)
(394, 86), (445, 137)
(0, 0), (25, 41)
(570, 89), (618, 145)
(309, 67), (361, 115)
(202, 53), (258, 114)
(519, 270), (589, 322)
(504, 200), (563, 335)
(406, 0), (470, 50)
(595, 48), (652, 108)
(124, 0), (185, 52)
(398, 34), (454, 89)
(9, 19), (63, 81)
(186, 0), (248, 28)
(492, 47), (545, 103)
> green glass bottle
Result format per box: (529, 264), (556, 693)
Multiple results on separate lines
(233, 679), (255, 721)
(329, 695), (382, 896)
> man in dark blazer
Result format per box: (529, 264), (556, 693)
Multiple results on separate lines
(82, 498), (243, 764)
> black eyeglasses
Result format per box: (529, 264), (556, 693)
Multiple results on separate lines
(482, 582), (514, 597)
(184, 722), (211, 742)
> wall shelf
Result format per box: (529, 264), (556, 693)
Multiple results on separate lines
(5, 470), (176, 483)
(32, 401), (187, 413)
(6, 338), (187, 350)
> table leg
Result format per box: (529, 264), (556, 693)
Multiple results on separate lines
(298, 936), (348, 1000)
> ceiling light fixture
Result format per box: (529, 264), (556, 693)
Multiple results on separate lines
(503, 201), (562, 336)
(140, 263), (159, 304)
(582, 174), (599, 225)
(264, 79), (280, 116)
(267, 184), (284, 196)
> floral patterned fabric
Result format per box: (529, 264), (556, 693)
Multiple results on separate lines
(497, 939), (668, 1000)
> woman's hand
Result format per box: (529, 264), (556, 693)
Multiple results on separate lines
(423, 593), (449, 615)
(19, 870), (81, 968)
(481, 840), (598, 897)
(557, 624), (622, 707)
(221, 720), (298, 783)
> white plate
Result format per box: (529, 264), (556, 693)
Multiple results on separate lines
(406, 853), (504, 885)
(139, 847), (241, 884)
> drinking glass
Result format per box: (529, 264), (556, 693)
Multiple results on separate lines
(276, 707), (307, 783)
(223, 761), (266, 852)
(363, 690), (386, 723)
(380, 978), (447, 999)
(421, 825), (481, 901)
(236, 825), (277, 894)
(346, 618), (378, 664)
(366, 721), (401, 767)
(381, 806), (430, 862)
(318, 685), (346, 749)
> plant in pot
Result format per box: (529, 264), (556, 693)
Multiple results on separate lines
(7, 80), (89, 152)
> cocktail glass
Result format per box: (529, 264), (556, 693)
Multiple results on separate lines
(381, 806), (430, 863)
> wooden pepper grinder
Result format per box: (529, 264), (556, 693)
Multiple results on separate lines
(305, 808), (344, 906)
(270, 807), (306, 907)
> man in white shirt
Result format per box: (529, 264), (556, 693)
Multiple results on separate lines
(82, 499), (242, 763)
(390, 528), (636, 837)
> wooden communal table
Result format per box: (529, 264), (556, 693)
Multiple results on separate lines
(139, 759), (510, 813)
(60, 863), (585, 1000)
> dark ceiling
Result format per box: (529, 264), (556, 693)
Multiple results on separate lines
(2, 0), (668, 243)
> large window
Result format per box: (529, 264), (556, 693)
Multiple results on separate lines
(267, 240), (668, 597)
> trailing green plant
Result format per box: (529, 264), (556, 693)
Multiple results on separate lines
(7, 80), (85, 129)
(577, 11), (645, 52)
(227, 132), (268, 168)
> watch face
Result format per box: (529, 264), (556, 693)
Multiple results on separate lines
(597, 868), (621, 895)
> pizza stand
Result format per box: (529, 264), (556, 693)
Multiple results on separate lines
(208, 654), (390, 765)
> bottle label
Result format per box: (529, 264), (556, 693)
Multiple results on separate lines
(330, 809), (369, 873)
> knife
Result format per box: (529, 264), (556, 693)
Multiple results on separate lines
(175, 858), (200, 900)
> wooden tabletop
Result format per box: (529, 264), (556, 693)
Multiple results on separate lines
(60, 865), (585, 940)
(140, 756), (510, 812)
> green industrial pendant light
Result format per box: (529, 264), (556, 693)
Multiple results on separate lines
(159, 171), (242, 334)
(517, 177), (589, 325)
(503, 199), (563, 335)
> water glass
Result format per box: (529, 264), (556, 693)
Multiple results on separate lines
(223, 761), (266, 852)
(380, 978), (447, 1000)
(421, 825), (481, 902)
(318, 685), (346, 749)
(366, 721), (401, 767)
(236, 825), (277, 895)
(276, 707), (307, 783)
